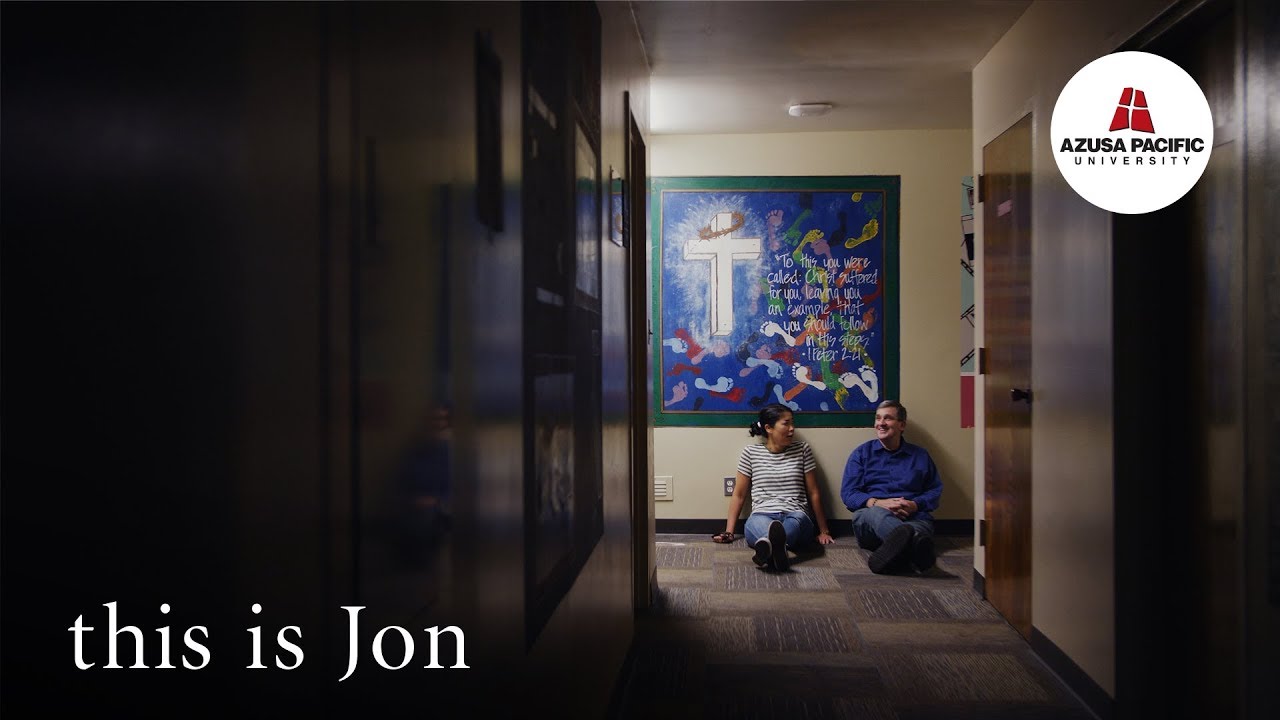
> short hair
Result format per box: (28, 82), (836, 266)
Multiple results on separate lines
(748, 403), (794, 437)
(876, 399), (906, 422)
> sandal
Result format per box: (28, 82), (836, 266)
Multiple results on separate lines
(712, 531), (736, 544)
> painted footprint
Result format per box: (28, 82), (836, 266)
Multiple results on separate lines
(766, 209), (785, 250)
(674, 327), (704, 358)
(792, 228), (824, 264)
(744, 356), (783, 379)
(839, 365), (880, 402)
(845, 218), (879, 249)
(759, 320), (797, 347)
(667, 362), (702, 377)
(694, 376), (733, 393)
(791, 363), (828, 391)
(692, 339), (731, 365)
(749, 380), (777, 408)
(711, 386), (745, 403)
(771, 383), (800, 411)
(662, 337), (689, 354)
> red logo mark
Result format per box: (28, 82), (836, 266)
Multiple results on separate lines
(1109, 87), (1154, 133)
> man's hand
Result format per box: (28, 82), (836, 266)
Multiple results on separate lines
(876, 497), (916, 519)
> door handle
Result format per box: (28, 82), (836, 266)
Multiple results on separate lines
(1010, 388), (1032, 404)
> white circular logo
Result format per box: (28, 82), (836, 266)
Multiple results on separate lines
(1051, 51), (1213, 215)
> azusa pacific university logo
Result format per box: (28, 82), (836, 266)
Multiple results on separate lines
(1051, 51), (1212, 214)
(1109, 87), (1155, 133)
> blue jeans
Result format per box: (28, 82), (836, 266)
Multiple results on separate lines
(744, 510), (815, 548)
(851, 507), (933, 549)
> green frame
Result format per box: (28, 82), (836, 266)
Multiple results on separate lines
(650, 175), (900, 428)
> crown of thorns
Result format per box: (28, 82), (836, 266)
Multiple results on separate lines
(697, 211), (745, 240)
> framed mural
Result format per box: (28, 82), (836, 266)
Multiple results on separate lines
(651, 176), (900, 427)
(521, 0), (603, 649)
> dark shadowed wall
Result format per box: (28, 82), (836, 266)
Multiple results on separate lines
(1, 2), (649, 716)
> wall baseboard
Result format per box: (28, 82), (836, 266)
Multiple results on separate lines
(973, 568), (985, 597)
(1030, 626), (1114, 720)
(656, 518), (974, 537)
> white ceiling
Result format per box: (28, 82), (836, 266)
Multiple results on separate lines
(630, 0), (1032, 135)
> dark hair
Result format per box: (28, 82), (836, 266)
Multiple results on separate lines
(876, 399), (907, 422)
(748, 403), (794, 437)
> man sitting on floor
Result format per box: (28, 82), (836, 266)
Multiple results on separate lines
(840, 400), (943, 574)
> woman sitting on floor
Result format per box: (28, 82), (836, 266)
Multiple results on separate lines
(712, 403), (835, 569)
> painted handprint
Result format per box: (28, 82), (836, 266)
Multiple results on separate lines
(665, 381), (689, 407)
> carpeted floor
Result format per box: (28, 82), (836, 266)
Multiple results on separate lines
(612, 534), (1096, 720)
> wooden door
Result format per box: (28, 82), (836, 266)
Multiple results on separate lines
(983, 114), (1033, 638)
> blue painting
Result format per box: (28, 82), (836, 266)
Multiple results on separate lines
(652, 176), (899, 427)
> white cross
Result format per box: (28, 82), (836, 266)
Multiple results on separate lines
(684, 212), (761, 336)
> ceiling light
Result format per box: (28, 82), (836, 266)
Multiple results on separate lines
(788, 103), (833, 118)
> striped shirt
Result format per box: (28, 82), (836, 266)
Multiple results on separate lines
(737, 441), (816, 514)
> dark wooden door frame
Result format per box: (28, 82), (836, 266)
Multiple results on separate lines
(624, 92), (653, 610)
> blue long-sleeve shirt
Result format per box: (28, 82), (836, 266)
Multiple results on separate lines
(840, 438), (943, 520)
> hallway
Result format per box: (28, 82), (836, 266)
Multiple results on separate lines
(3, 2), (1278, 717)
(615, 535), (1091, 720)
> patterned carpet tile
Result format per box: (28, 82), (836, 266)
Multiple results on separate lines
(857, 620), (1026, 649)
(696, 617), (757, 655)
(634, 536), (1093, 720)
(704, 589), (852, 616)
(623, 644), (695, 700)
(825, 547), (875, 572)
(709, 695), (900, 720)
(795, 567), (844, 591)
(752, 615), (860, 653)
(932, 588), (1001, 620)
(832, 568), (971, 591)
(656, 544), (707, 569)
(707, 662), (887, 699)
(718, 564), (841, 591)
(833, 571), (930, 588)
(878, 652), (1054, 704)
(657, 567), (716, 587)
(854, 588), (952, 620)
(653, 586), (711, 617)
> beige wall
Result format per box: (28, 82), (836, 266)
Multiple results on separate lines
(651, 129), (974, 524)
(971, 0), (1173, 697)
